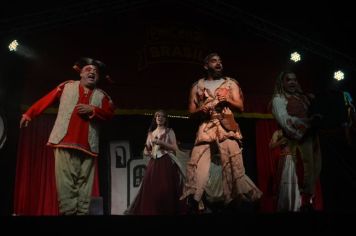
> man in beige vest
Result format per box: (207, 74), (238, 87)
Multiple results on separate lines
(20, 57), (115, 215)
(180, 53), (262, 213)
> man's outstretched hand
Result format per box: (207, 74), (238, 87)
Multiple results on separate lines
(20, 116), (30, 128)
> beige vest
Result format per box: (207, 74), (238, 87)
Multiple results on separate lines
(194, 77), (243, 143)
(48, 81), (104, 153)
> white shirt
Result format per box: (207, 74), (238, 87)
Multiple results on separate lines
(272, 94), (309, 140)
(203, 78), (225, 94)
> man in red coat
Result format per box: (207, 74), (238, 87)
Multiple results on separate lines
(20, 58), (115, 215)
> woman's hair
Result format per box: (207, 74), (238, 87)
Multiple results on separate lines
(268, 71), (295, 113)
(272, 71), (304, 97)
(273, 71), (289, 97)
(148, 109), (169, 132)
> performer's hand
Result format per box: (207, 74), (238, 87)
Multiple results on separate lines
(222, 107), (232, 114)
(152, 138), (162, 146)
(200, 105), (210, 113)
(76, 104), (94, 115)
(216, 88), (229, 102)
(279, 137), (288, 146)
(143, 148), (152, 157)
(20, 116), (30, 128)
(216, 94), (227, 102)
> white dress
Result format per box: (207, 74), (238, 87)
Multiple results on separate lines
(277, 154), (301, 212)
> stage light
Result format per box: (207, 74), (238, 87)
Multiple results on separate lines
(6, 39), (37, 59)
(167, 115), (189, 119)
(144, 113), (188, 119)
(8, 40), (19, 52)
(290, 52), (301, 62)
(334, 70), (344, 81)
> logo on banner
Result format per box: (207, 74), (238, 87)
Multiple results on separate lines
(138, 23), (207, 70)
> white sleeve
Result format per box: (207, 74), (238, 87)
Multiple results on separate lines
(272, 95), (305, 140)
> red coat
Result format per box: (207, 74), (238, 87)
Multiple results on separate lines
(23, 81), (115, 157)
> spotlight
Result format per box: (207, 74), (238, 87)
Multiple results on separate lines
(7, 40), (36, 59)
(290, 52), (301, 62)
(334, 70), (344, 81)
(8, 40), (19, 52)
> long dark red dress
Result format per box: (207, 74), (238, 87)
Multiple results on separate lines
(129, 154), (187, 215)
(128, 128), (187, 215)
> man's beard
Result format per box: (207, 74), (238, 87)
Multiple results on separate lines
(284, 85), (302, 95)
(207, 68), (223, 79)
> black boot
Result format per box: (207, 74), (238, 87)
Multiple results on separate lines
(300, 193), (315, 212)
(187, 195), (200, 214)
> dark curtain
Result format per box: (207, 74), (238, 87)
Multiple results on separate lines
(13, 114), (100, 215)
(255, 119), (279, 212)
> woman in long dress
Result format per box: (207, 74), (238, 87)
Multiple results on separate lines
(126, 110), (187, 215)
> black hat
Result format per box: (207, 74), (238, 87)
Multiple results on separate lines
(73, 57), (114, 83)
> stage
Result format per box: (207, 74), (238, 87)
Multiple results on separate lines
(3, 212), (355, 234)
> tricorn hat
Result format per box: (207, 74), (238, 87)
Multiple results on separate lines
(73, 57), (114, 83)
